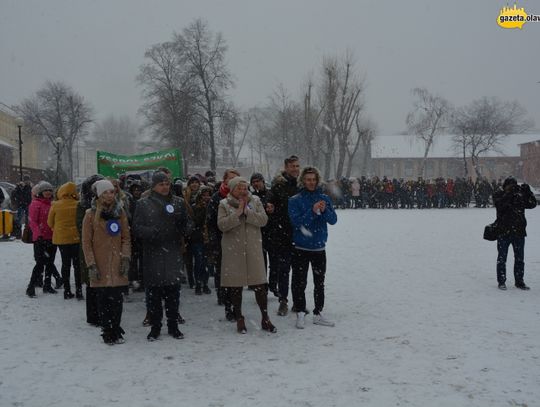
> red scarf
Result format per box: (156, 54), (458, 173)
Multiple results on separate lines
(219, 182), (230, 198)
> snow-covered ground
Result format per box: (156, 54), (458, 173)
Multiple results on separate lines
(1, 208), (539, 407)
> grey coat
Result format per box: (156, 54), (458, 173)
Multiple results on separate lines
(218, 193), (268, 287)
(132, 191), (188, 287)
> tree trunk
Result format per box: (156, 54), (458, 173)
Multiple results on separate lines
(461, 143), (468, 177)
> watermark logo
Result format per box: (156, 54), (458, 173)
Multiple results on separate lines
(497, 3), (540, 29)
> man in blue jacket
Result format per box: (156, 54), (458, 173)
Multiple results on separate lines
(288, 166), (337, 329)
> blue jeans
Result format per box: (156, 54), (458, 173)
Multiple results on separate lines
(497, 236), (525, 284)
(192, 242), (208, 287)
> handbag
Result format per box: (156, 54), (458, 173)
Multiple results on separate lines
(21, 224), (33, 244)
(483, 221), (499, 241)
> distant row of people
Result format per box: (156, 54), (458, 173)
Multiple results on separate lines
(324, 176), (502, 209)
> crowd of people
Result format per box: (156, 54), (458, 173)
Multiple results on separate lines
(5, 155), (537, 346)
(324, 176), (499, 209)
(15, 155), (338, 345)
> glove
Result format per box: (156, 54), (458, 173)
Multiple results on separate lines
(88, 264), (100, 281)
(120, 257), (130, 277)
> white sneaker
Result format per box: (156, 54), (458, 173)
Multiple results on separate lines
(296, 312), (306, 329)
(313, 313), (335, 327)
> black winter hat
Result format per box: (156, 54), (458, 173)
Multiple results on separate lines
(250, 172), (265, 183)
(503, 176), (517, 189)
(187, 176), (200, 186)
(152, 171), (169, 187)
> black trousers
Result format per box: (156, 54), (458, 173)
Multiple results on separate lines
(59, 244), (81, 292)
(147, 284), (180, 330)
(95, 286), (124, 333)
(30, 239), (59, 287)
(128, 238), (143, 283)
(86, 286), (100, 325)
(183, 242), (195, 288)
(213, 250), (232, 310)
(291, 248), (327, 314)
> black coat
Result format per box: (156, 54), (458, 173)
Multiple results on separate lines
(493, 185), (537, 238)
(268, 172), (299, 249)
(251, 186), (271, 250)
(205, 190), (226, 257)
(11, 184), (32, 209)
(132, 191), (188, 287)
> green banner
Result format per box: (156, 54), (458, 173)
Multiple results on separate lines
(97, 148), (183, 178)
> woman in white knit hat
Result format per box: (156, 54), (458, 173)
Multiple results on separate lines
(82, 180), (131, 345)
(218, 176), (276, 334)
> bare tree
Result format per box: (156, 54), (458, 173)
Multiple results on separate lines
(175, 18), (234, 170)
(319, 57), (338, 179)
(18, 81), (93, 180)
(330, 54), (364, 179)
(137, 41), (199, 167)
(89, 115), (141, 154)
(406, 87), (450, 178)
(451, 97), (533, 177)
(317, 54), (365, 179)
(301, 76), (324, 168)
(351, 115), (376, 177)
(268, 84), (304, 157)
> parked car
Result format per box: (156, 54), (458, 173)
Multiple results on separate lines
(0, 182), (15, 210)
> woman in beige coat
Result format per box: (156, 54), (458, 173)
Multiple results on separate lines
(218, 177), (276, 334)
(82, 180), (131, 345)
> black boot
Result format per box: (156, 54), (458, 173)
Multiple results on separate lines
(54, 276), (63, 289)
(102, 329), (115, 345)
(43, 285), (57, 294)
(64, 290), (75, 299)
(75, 287), (84, 300)
(168, 325), (184, 339)
(114, 327), (126, 344)
(147, 326), (161, 342)
(202, 285), (212, 295)
(26, 285), (36, 298)
(515, 282), (530, 290)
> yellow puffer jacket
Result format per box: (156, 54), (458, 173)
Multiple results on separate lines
(48, 182), (80, 245)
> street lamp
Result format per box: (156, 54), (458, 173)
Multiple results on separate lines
(15, 117), (23, 181)
(55, 137), (63, 186)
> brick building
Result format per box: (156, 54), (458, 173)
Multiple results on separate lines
(520, 140), (540, 187)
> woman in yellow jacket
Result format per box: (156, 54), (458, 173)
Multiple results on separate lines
(48, 182), (82, 299)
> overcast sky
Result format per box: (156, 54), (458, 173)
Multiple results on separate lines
(1, 0), (539, 138)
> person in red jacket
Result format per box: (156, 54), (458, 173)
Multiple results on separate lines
(26, 182), (62, 297)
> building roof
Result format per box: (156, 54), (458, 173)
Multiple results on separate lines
(0, 139), (14, 149)
(518, 139), (540, 146)
(372, 134), (540, 159)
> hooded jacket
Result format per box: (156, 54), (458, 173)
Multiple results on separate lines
(288, 184), (337, 251)
(28, 196), (53, 241)
(47, 182), (80, 245)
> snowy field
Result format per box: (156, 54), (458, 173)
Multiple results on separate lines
(1, 208), (539, 407)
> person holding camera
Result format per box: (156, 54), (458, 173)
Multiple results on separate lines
(493, 177), (537, 290)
